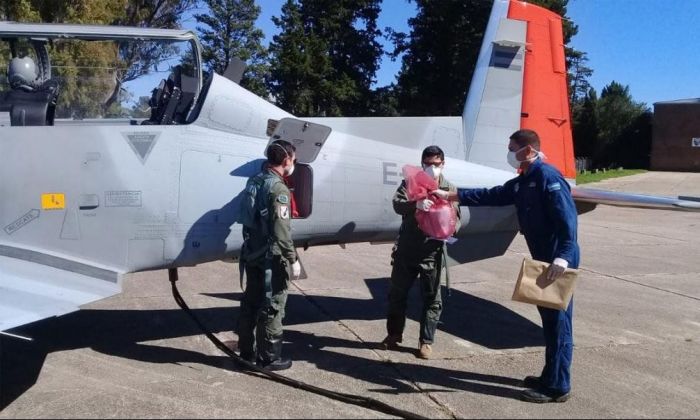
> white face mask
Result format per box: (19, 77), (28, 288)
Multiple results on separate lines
(507, 146), (540, 169)
(284, 162), (295, 176)
(422, 164), (442, 180)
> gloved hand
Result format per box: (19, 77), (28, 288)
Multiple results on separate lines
(416, 199), (434, 211)
(291, 260), (301, 279)
(546, 258), (568, 281)
(430, 189), (450, 200)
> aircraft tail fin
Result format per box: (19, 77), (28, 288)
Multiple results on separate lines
(462, 0), (576, 179)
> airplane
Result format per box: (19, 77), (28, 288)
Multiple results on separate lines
(1, 0), (699, 336)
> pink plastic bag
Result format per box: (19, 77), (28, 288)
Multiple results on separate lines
(402, 165), (458, 240)
(415, 201), (457, 240)
(402, 165), (438, 201)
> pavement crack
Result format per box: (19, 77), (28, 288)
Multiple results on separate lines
(579, 267), (700, 302)
(580, 223), (691, 243)
(290, 281), (458, 419)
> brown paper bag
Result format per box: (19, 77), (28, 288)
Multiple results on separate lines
(511, 258), (579, 310)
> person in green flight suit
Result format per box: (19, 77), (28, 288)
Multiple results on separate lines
(237, 140), (301, 371)
(382, 145), (461, 359)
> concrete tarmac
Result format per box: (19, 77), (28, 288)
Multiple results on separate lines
(1, 171), (699, 418)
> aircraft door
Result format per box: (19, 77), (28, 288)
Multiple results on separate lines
(267, 117), (331, 163)
(266, 118), (331, 219)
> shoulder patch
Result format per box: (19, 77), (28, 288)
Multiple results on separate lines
(547, 182), (562, 192)
(279, 205), (289, 219)
(277, 194), (289, 204)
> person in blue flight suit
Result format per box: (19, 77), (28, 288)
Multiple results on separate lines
(431, 129), (579, 403)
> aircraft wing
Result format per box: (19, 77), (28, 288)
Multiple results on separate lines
(572, 187), (700, 212)
(0, 253), (121, 332)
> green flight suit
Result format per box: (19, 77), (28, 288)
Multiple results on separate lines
(237, 169), (298, 364)
(387, 175), (461, 345)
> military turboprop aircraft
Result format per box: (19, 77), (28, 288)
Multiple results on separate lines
(1, 0), (698, 334)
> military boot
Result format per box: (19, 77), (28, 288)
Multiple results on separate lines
(258, 338), (292, 371)
(418, 343), (432, 359)
(380, 334), (402, 350)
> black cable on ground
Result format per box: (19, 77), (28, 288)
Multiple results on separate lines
(168, 268), (426, 420)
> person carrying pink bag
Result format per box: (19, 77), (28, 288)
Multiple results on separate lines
(381, 146), (461, 359)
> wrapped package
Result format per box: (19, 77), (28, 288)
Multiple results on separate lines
(402, 165), (458, 240)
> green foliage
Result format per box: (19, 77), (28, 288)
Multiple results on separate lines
(105, 0), (197, 113)
(567, 49), (593, 105)
(1, 0), (196, 118)
(576, 169), (646, 185)
(195, 0), (269, 97)
(0, 0), (42, 21)
(367, 84), (400, 116)
(49, 40), (123, 119)
(268, 0), (383, 116)
(595, 81), (648, 166)
(572, 88), (598, 158)
(527, 0), (578, 43)
(392, 0), (491, 116)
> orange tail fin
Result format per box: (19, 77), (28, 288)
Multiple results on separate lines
(508, 0), (576, 179)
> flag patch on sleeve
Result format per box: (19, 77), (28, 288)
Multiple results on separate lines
(547, 182), (562, 192)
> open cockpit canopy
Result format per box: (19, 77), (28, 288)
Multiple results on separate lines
(0, 21), (203, 126)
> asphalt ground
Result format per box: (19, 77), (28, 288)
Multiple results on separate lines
(1, 171), (699, 418)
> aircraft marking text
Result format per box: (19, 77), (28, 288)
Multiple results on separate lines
(105, 191), (142, 207)
(4, 209), (40, 235)
(382, 162), (400, 186)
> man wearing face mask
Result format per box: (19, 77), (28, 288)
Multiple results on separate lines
(382, 145), (461, 359)
(237, 140), (301, 371)
(432, 129), (579, 403)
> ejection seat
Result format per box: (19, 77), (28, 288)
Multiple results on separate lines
(0, 79), (60, 126)
(143, 65), (198, 125)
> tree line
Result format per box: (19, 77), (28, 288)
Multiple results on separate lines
(1, 0), (650, 169)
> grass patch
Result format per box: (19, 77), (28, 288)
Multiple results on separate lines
(576, 169), (647, 185)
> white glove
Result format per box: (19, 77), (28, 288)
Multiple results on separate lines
(291, 260), (301, 279)
(416, 199), (434, 211)
(430, 189), (450, 200)
(546, 258), (568, 281)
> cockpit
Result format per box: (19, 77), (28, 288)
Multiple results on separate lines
(0, 22), (203, 127)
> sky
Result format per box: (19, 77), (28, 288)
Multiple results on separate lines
(181, 0), (700, 108)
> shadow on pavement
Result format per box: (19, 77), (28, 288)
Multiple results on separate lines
(284, 330), (524, 400)
(1, 277), (540, 409)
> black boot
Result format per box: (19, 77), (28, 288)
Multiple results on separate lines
(258, 337), (292, 371)
(522, 375), (540, 388)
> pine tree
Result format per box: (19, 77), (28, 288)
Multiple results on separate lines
(566, 49), (593, 106)
(572, 88), (598, 159)
(595, 81), (648, 167)
(392, 0), (492, 116)
(195, 0), (269, 97)
(268, 0), (382, 116)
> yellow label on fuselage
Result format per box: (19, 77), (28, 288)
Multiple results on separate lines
(41, 193), (65, 210)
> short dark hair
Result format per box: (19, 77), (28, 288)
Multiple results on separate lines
(266, 140), (296, 165)
(510, 129), (540, 150)
(421, 145), (445, 163)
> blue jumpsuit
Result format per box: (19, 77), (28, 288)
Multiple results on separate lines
(458, 158), (579, 394)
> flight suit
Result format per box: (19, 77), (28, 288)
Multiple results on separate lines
(237, 169), (298, 365)
(387, 175), (461, 345)
(457, 158), (579, 395)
